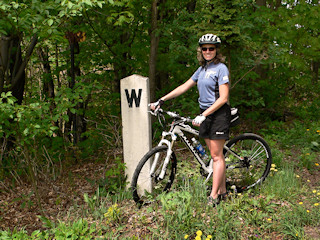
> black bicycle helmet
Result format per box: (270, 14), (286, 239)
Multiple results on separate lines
(199, 34), (221, 46)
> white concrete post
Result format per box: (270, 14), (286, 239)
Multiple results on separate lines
(120, 75), (152, 192)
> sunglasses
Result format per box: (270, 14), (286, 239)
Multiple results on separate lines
(201, 47), (216, 52)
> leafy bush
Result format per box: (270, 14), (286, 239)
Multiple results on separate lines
(0, 92), (63, 181)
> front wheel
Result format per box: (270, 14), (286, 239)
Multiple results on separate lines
(131, 145), (177, 205)
(223, 133), (272, 192)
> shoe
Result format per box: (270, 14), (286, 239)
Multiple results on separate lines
(218, 192), (228, 201)
(207, 196), (220, 207)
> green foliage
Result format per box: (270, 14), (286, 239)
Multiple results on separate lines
(0, 90), (76, 178)
(51, 219), (98, 239)
(0, 218), (98, 239)
(0, 0), (106, 36)
(0, 228), (45, 240)
(269, 121), (320, 150)
(104, 159), (127, 193)
(54, 80), (101, 120)
(83, 193), (98, 212)
(96, 157), (127, 195)
(159, 190), (193, 230)
(0, 92), (57, 143)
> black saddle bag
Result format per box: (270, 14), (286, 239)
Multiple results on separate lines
(230, 107), (240, 127)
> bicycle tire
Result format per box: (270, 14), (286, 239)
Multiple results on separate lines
(131, 145), (177, 204)
(223, 133), (272, 192)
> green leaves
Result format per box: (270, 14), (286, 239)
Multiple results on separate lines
(0, 0), (107, 39)
(0, 89), (80, 144)
(47, 19), (54, 26)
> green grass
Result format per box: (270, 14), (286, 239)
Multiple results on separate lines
(1, 120), (320, 239)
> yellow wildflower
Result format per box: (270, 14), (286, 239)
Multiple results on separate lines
(104, 204), (120, 223)
(195, 236), (201, 240)
(207, 235), (212, 239)
(270, 167), (275, 171)
(267, 218), (272, 221)
(307, 129), (310, 131)
(299, 202), (303, 205)
(184, 235), (189, 239)
(307, 210), (310, 213)
(317, 193), (320, 196)
(312, 190), (317, 193)
(296, 175), (300, 178)
(314, 203), (319, 206)
(317, 130), (320, 133)
(307, 180), (311, 182)
(196, 230), (203, 236)
(315, 163), (319, 166)
(271, 164), (276, 168)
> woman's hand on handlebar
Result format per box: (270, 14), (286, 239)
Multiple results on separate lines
(150, 99), (164, 111)
(192, 114), (206, 127)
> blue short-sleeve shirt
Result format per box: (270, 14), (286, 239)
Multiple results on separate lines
(191, 62), (229, 109)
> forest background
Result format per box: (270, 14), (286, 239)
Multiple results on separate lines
(0, 0), (319, 238)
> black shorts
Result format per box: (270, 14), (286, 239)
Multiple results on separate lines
(199, 104), (231, 140)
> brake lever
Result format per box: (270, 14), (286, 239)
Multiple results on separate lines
(183, 117), (193, 123)
(147, 110), (156, 116)
(147, 104), (163, 116)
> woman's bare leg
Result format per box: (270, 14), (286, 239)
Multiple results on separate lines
(205, 139), (226, 199)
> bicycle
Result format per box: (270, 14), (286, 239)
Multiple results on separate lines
(131, 107), (272, 205)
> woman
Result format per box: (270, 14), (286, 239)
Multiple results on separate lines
(151, 33), (231, 205)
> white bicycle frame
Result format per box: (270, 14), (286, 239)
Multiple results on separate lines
(149, 111), (214, 183)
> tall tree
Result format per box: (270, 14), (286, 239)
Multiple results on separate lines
(149, 0), (160, 102)
(0, 33), (37, 104)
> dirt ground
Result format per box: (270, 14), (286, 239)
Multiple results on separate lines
(0, 162), (106, 233)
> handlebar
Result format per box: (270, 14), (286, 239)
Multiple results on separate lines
(148, 106), (193, 123)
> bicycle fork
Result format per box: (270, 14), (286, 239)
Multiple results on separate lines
(150, 133), (176, 181)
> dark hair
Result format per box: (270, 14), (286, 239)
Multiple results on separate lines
(197, 46), (225, 66)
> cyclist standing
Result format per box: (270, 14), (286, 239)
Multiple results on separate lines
(151, 33), (231, 206)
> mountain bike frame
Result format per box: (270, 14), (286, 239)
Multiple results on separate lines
(151, 110), (213, 182)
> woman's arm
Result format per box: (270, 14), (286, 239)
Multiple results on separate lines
(151, 78), (196, 110)
(161, 78), (196, 101)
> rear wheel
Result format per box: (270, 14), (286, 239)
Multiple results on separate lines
(223, 133), (272, 192)
(131, 145), (177, 205)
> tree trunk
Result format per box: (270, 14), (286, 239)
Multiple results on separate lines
(113, 31), (133, 94)
(256, 0), (266, 6)
(65, 32), (84, 144)
(0, 34), (37, 104)
(275, 0), (281, 9)
(311, 60), (319, 84)
(38, 47), (55, 99)
(38, 47), (59, 133)
(186, 0), (196, 13)
(148, 0), (160, 102)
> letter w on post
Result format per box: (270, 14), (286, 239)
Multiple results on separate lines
(125, 89), (142, 108)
